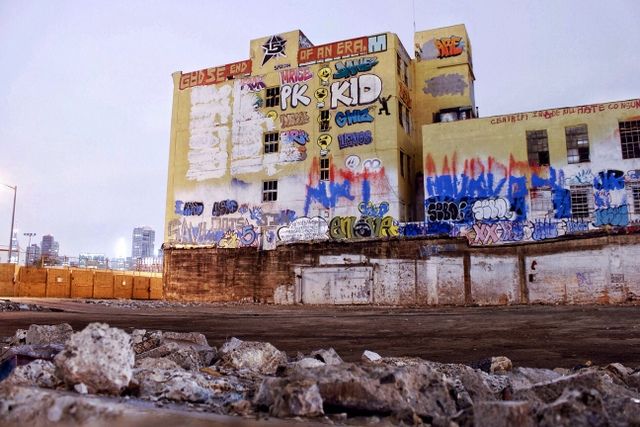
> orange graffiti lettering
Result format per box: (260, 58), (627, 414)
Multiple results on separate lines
(435, 36), (464, 58)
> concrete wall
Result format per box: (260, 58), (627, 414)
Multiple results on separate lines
(164, 233), (640, 306)
(0, 266), (162, 300)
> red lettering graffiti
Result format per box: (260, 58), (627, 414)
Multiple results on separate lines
(435, 36), (464, 58)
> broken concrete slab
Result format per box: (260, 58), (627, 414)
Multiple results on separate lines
(6, 359), (62, 389)
(0, 383), (124, 426)
(309, 348), (343, 365)
(132, 329), (216, 370)
(54, 323), (134, 395)
(217, 337), (287, 375)
(255, 377), (324, 418)
(26, 323), (73, 346)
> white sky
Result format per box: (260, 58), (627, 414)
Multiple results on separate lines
(0, 0), (638, 259)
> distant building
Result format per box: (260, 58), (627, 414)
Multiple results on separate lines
(26, 244), (40, 266)
(132, 226), (155, 259)
(41, 234), (59, 265)
(78, 253), (108, 269)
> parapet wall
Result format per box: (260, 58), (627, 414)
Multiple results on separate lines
(163, 232), (640, 306)
(0, 266), (163, 300)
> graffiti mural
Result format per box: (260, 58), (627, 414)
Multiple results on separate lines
(335, 108), (374, 127)
(262, 35), (287, 65)
(279, 129), (308, 162)
(338, 131), (373, 150)
(330, 74), (382, 109)
(280, 111), (309, 128)
(277, 216), (329, 242)
(423, 74), (468, 97)
(174, 201), (205, 216)
(333, 57), (378, 79)
(422, 151), (638, 245)
(329, 202), (398, 240)
(418, 36), (465, 60)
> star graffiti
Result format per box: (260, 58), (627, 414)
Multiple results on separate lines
(262, 35), (286, 65)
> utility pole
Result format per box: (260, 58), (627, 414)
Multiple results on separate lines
(1, 183), (17, 263)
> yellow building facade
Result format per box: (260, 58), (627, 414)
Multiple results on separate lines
(422, 98), (640, 245)
(165, 25), (477, 248)
(166, 24), (640, 250)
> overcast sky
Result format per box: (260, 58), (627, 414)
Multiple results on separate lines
(0, 0), (638, 260)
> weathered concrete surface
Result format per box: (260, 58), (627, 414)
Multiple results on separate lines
(2, 299), (640, 369)
(164, 233), (640, 306)
(54, 323), (134, 395)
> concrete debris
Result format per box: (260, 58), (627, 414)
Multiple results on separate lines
(361, 349), (382, 362)
(490, 356), (513, 374)
(26, 323), (73, 346)
(54, 323), (134, 395)
(0, 299), (52, 312)
(309, 347), (343, 365)
(134, 357), (183, 371)
(6, 359), (63, 389)
(11, 329), (27, 345)
(5, 323), (640, 426)
(133, 329), (216, 370)
(74, 382), (88, 394)
(473, 401), (534, 427)
(4, 343), (64, 361)
(0, 384), (124, 427)
(294, 357), (325, 369)
(255, 377), (324, 418)
(83, 299), (212, 310)
(217, 337), (287, 375)
(133, 366), (247, 408)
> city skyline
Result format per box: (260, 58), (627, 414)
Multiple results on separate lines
(1, 0), (639, 258)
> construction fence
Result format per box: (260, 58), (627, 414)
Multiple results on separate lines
(0, 263), (163, 300)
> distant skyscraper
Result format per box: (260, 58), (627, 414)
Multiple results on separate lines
(26, 244), (40, 266)
(132, 226), (155, 259)
(41, 234), (59, 264)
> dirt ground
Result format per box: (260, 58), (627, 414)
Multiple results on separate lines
(2, 298), (639, 369)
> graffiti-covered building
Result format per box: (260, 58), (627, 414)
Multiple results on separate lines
(422, 98), (640, 246)
(165, 25), (476, 249)
(163, 24), (640, 306)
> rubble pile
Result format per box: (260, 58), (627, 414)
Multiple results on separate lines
(1, 323), (640, 426)
(82, 299), (213, 310)
(0, 299), (53, 312)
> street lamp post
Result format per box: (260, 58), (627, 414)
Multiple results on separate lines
(1, 183), (17, 264)
(23, 232), (36, 266)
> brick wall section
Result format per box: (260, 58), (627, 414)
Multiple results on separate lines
(164, 232), (640, 305)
